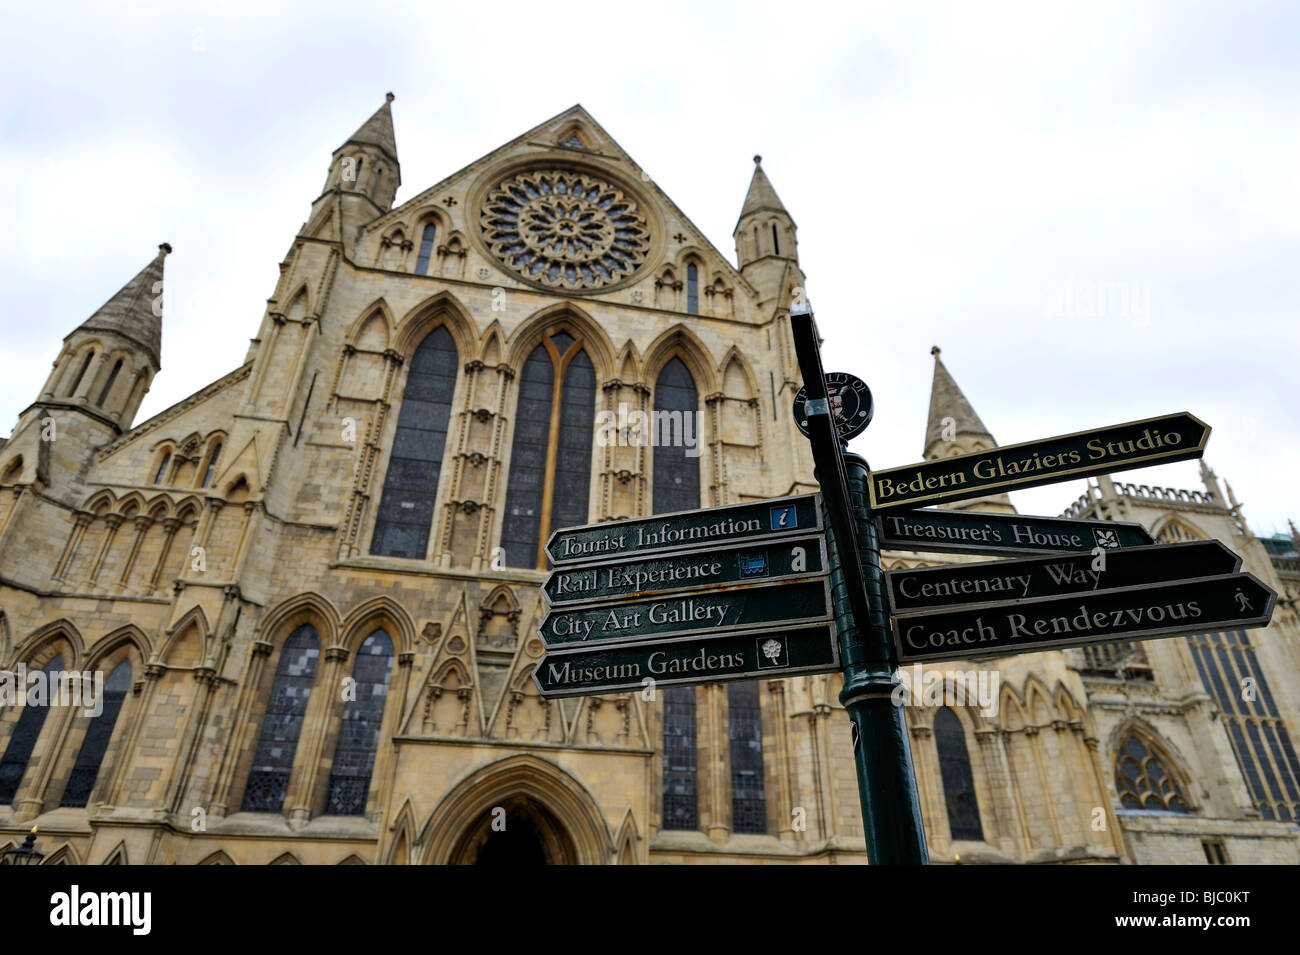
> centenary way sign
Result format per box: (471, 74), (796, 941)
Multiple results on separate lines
(891, 571), (1276, 665)
(885, 540), (1241, 613)
(543, 534), (827, 606)
(867, 412), (1211, 511)
(533, 623), (840, 697)
(876, 507), (1154, 558)
(545, 494), (820, 565)
(538, 578), (832, 649)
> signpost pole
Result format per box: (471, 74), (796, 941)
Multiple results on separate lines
(790, 305), (929, 865)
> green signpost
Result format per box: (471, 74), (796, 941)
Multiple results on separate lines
(876, 508), (1154, 557)
(524, 297), (1273, 866)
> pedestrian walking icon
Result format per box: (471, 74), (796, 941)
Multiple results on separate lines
(1235, 588), (1253, 612)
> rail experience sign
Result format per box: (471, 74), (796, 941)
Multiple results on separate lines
(868, 412), (1210, 511)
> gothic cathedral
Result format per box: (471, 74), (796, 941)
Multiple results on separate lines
(1, 99), (1297, 864)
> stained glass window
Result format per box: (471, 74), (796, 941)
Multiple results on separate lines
(935, 707), (984, 840)
(662, 686), (698, 830)
(501, 332), (595, 568)
(201, 442), (222, 489)
(95, 359), (122, 408)
(415, 223), (436, 275)
(1185, 630), (1300, 821)
(61, 661), (131, 807)
(0, 654), (64, 805)
(686, 263), (699, 314)
(653, 359), (700, 515)
(370, 327), (458, 559)
(325, 630), (394, 816)
(729, 681), (767, 833)
(1114, 733), (1191, 813)
(242, 626), (319, 813)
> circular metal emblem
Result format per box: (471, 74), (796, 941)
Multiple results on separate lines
(793, 372), (873, 440)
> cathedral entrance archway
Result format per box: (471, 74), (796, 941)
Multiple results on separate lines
(452, 797), (575, 865)
(417, 753), (614, 865)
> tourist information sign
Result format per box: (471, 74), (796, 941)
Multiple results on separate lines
(543, 534), (827, 606)
(545, 494), (820, 565)
(885, 540), (1241, 613)
(539, 578), (832, 649)
(876, 508), (1154, 558)
(533, 623), (839, 697)
(891, 572), (1276, 665)
(867, 412), (1211, 511)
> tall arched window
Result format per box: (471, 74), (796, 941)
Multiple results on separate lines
(325, 630), (394, 816)
(153, 452), (172, 485)
(686, 263), (699, 314)
(728, 680), (767, 833)
(415, 222), (436, 275)
(653, 358), (700, 515)
(0, 654), (64, 804)
(201, 441), (222, 489)
(771, 223), (780, 255)
(501, 330), (596, 568)
(95, 359), (123, 408)
(66, 352), (94, 397)
(662, 686), (698, 830)
(370, 326), (458, 559)
(242, 625), (320, 813)
(61, 661), (131, 807)
(1115, 733), (1191, 813)
(935, 707), (983, 840)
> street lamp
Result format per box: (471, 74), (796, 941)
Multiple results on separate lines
(2, 826), (44, 866)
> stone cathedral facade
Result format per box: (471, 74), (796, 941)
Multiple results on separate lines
(1, 99), (1297, 865)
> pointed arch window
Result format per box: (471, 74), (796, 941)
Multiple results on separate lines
(935, 707), (984, 840)
(0, 654), (64, 805)
(686, 263), (699, 314)
(415, 223), (436, 275)
(662, 686), (698, 830)
(201, 441), (222, 489)
(95, 359), (123, 408)
(153, 452), (172, 485)
(501, 330), (596, 568)
(325, 630), (394, 816)
(60, 661), (132, 807)
(771, 223), (780, 255)
(1114, 733), (1191, 813)
(242, 626), (320, 813)
(67, 352), (94, 397)
(370, 326), (458, 559)
(729, 680), (767, 833)
(653, 358), (701, 515)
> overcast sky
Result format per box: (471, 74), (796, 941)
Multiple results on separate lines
(2, 1), (1296, 535)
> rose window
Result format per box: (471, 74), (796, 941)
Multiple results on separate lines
(480, 170), (651, 290)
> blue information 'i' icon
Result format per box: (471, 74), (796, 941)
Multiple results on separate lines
(770, 505), (797, 530)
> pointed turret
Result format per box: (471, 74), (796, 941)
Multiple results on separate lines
(733, 155), (802, 308)
(68, 242), (168, 368)
(923, 347), (1013, 513)
(313, 93), (401, 221)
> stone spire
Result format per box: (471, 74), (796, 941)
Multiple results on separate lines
(923, 347), (1013, 512)
(69, 243), (169, 367)
(338, 91), (398, 163)
(923, 346), (996, 460)
(736, 155), (793, 225)
(734, 155), (801, 308)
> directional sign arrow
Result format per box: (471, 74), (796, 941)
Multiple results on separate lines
(885, 540), (1241, 613)
(542, 534), (827, 606)
(876, 508), (1154, 558)
(539, 578), (832, 649)
(891, 571), (1275, 665)
(868, 412), (1210, 512)
(532, 623), (840, 698)
(545, 494), (820, 566)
